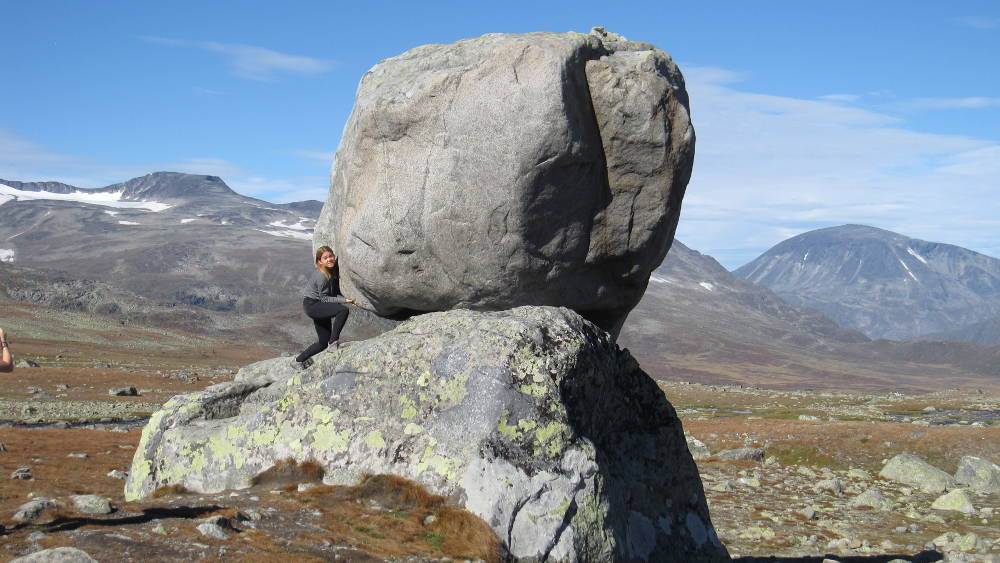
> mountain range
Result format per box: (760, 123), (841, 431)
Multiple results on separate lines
(2, 172), (999, 391)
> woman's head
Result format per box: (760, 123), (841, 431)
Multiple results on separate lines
(315, 245), (337, 278)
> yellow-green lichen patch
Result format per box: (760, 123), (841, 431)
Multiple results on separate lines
(400, 396), (418, 419)
(365, 430), (386, 448)
(519, 384), (548, 398)
(404, 423), (423, 435)
(417, 446), (459, 481)
(249, 424), (280, 448)
(311, 404), (336, 424)
(416, 370), (431, 387)
(534, 422), (570, 458)
(497, 410), (522, 439)
(312, 424), (350, 452)
(433, 373), (470, 406)
(548, 498), (573, 517)
(209, 434), (238, 460)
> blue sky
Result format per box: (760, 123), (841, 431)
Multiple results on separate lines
(2, 1), (998, 268)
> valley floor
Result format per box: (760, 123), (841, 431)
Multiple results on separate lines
(0, 334), (998, 562)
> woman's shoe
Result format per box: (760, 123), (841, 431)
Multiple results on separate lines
(327, 339), (340, 350)
(292, 357), (313, 370)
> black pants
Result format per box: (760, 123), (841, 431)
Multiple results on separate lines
(296, 298), (349, 363)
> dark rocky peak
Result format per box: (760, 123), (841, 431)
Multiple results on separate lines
(0, 178), (82, 194)
(107, 172), (240, 201)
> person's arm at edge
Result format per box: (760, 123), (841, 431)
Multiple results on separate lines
(0, 328), (12, 372)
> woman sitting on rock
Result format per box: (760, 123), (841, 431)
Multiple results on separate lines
(0, 327), (13, 372)
(294, 246), (353, 369)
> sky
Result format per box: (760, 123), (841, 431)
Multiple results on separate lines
(2, 1), (998, 269)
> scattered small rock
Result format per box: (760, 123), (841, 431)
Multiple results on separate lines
(11, 466), (32, 480)
(109, 387), (138, 396)
(423, 514), (437, 526)
(879, 452), (956, 493)
(685, 435), (711, 460)
(930, 488), (976, 514)
(798, 414), (820, 421)
(67, 453), (88, 459)
(107, 469), (129, 479)
(15, 359), (40, 368)
(12, 498), (56, 523)
(849, 487), (894, 511)
(197, 516), (234, 540)
(815, 478), (844, 496)
(954, 455), (1000, 494)
(70, 494), (114, 515)
(715, 447), (765, 462)
(10, 547), (99, 562)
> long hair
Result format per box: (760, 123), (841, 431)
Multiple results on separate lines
(315, 245), (338, 280)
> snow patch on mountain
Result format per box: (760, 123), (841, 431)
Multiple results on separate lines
(0, 184), (171, 212)
(907, 247), (928, 264)
(255, 228), (311, 241)
(699, 282), (715, 292)
(180, 218), (196, 223)
(268, 219), (312, 231)
(119, 221), (140, 226)
(0, 249), (14, 262)
(898, 258), (918, 281)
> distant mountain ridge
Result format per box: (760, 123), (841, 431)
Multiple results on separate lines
(734, 224), (1000, 340)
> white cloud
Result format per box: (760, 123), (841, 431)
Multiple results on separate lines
(954, 16), (1000, 29)
(142, 36), (335, 81)
(907, 97), (1000, 109)
(674, 66), (1000, 269)
(818, 94), (861, 103)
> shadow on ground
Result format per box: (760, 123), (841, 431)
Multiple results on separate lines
(734, 551), (943, 562)
(1, 505), (222, 535)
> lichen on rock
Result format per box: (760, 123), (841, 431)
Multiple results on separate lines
(126, 306), (727, 562)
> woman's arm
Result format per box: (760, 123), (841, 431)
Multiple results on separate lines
(0, 328), (12, 372)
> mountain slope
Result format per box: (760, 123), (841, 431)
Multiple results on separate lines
(0, 172), (322, 313)
(734, 225), (1000, 340)
(620, 240), (1000, 391)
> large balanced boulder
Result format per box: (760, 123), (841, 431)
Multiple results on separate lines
(314, 28), (695, 336)
(126, 306), (727, 562)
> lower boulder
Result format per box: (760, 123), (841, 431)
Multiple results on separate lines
(125, 306), (728, 562)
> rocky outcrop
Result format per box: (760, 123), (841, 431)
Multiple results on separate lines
(126, 306), (727, 562)
(315, 28), (695, 336)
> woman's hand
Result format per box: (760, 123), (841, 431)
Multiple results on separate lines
(346, 299), (355, 304)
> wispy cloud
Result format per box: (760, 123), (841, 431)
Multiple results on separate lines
(907, 97), (1000, 109)
(953, 16), (1000, 29)
(818, 94), (860, 103)
(142, 36), (336, 81)
(675, 66), (1000, 268)
(292, 149), (335, 163)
